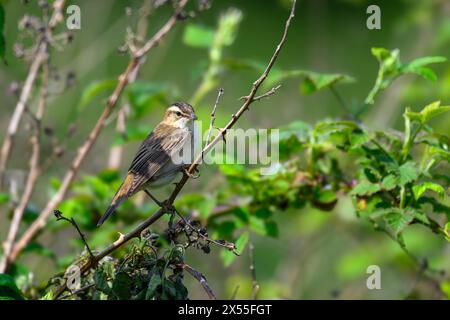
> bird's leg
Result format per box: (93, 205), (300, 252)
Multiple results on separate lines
(183, 166), (200, 179)
(144, 190), (164, 207)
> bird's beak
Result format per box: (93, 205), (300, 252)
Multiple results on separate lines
(192, 114), (198, 120)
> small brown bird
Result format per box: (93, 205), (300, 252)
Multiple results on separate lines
(97, 102), (198, 226)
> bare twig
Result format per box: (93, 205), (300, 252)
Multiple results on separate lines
(239, 84), (281, 102)
(53, 209), (95, 260)
(205, 88), (224, 147)
(180, 263), (217, 300)
(0, 0), (65, 187)
(53, 0), (296, 299)
(8, 0), (190, 269)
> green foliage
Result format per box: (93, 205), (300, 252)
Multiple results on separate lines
(183, 24), (215, 48)
(0, 274), (24, 300)
(56, 237), (190, 300)
(365, 48), (446, 104)
(265, 69), (354, 95)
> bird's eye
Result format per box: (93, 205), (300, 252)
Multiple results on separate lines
(176, 111), (182, 117)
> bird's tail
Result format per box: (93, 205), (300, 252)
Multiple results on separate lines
(97, 173), (134, 227)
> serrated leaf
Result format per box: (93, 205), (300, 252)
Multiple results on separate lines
(412, 182), (445, 200)
(183, 24), (215, 48)
(398, 162), (418, 185)
(94, 270), (111, 295)
(300, 72), (353, 95)
(386, 210), (414, 235)
(350, 181), (381, 196)
(145, 273), (161, 300)
(112, 272), (132, 300)
(381, 174), (398, 190)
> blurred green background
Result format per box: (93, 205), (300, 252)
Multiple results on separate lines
(0, 0), (449, 299)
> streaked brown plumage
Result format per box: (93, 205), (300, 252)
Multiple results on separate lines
(97, 102), (197, 226)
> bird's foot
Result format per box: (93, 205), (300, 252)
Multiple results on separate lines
(183, 167), (200, 179)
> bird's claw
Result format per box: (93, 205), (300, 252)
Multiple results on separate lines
(184, 167), (200, 179)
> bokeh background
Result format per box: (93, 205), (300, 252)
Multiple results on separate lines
(1, 0), (449, 299)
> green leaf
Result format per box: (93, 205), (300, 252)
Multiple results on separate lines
(39, 291), (53, 300)
(112, 272), (133, 300)
(400, 56), (447, 81)
(365, 49), (446, 105)
(420, 101), (450, 123)
(221, 231), (248, 267)
(183, 24), (215, 48)
(386, 210), (414, 235)
(197, 196), (217, 220)
(0, 192), (9, 204)
(398, 162), (418, 185)
(126, 82), (170, 119)
(145, 273), (161, 300)
(444, 222), (450, 242)
(0, 274), (24, 300)
(94, 270), (111, 295)
(300, 72), (353, 95)
(350, 181), (381, 196)
(78, 79), (118, 111)
(381, 174), (398, 190)
(412, 182), (445, 200)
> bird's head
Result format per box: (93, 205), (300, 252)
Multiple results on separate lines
(162, 102), (197, 129)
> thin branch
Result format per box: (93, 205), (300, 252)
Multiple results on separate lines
(180, 263), (217, 300)
(58, 283), (95, 300)
(329, 85), (354, 117)
(52, 0), (296, 299)
(239, 84), (281, 102)
(8, 0), (190, 269)
(0, 0), (65, 187)
(205, 87), (224, 147)
(53, 209), (95, 260)
(173, 208), (237, 253)
(249, 241), (259, 300)
(230, 285), (240, 300)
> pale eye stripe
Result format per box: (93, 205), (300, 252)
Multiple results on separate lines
(168, 106), (182, 113)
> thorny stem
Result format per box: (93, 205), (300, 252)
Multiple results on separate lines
(52, 0), (297, 299)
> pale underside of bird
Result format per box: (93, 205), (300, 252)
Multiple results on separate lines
(97, 102), (197, 226)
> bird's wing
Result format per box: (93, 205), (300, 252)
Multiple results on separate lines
(127, 126), (189, 194)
